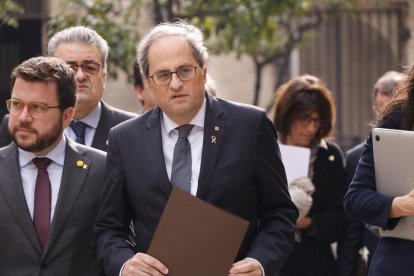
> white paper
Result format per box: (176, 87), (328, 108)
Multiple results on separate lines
(278, 144), (310, 183)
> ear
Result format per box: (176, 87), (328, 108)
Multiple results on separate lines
(62, 107), (75, 128)
(202, 66), (207, 84)
(134, 85), (145, 104)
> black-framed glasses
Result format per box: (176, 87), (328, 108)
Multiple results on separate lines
(150, 66), (198, 86)
(297, 114), (321, 127)
(6, 99), (61, 119)
(66, 61), (101, 76)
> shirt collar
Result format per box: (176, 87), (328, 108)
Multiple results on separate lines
(162, 96), (206, 135)
(18, 135), (66, 167)
(74, 101), (101, 129)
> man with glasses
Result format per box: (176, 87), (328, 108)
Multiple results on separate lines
(0, 56), (105, 275)
(95, 21), (298, 276)
(0, 26), (135, 150)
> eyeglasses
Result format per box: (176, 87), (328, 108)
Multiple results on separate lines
(150, 66), (198, 86)
(6, 99), (61, 119)
(66, 61), (101, 76)
(297, 115), (321, 127)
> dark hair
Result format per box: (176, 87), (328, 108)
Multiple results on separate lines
(10, 56), (77, 110)
(378, 65), (414, 129)
(133, 59), (144, 87)
(272, 74), (335, 143)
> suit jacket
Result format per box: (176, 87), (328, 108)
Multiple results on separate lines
(344, 107), (414, 276)
(94, 94), (298, 276)
(0, 138), (106, 276)
(0, 101), (136, 151)
(281, 140), (347, 276)
(337, 143), (365, 276)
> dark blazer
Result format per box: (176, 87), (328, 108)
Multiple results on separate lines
(0, 138), (106, 275)
(94, 94), (298, 276)
(0, 101), (136, 151)
(337, 143), (365, 276)
(344, 107), (414, 276)
(281, 140), (347, 276)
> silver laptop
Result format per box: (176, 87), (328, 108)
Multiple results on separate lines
(373, 127), (414, 240)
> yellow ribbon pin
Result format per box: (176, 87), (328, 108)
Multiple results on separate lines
(211, 136), (217, 144)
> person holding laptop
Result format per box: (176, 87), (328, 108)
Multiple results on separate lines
(343, 66), (414, 276)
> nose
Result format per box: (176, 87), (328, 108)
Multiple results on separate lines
(17, 106), (33, 122)
(74, 66), (88, 81)
(306, 121), (319, 134)
(169, 73), (184, 89)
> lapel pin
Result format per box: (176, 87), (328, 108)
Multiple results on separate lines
(328, 155), (335, 162)
(211, 136), (217, 144)
(83, 164), (88, 169)
(214, 126), (219, 131)
(76, 160), (84, 168)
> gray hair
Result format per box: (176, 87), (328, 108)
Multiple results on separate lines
(137, 20), (209, 78)
(373, 71), (404, 97)
(47, 26), (109, 72)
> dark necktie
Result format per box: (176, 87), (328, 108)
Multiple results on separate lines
(69, 121), (88, 145)
(32, 157), (52, 249)
(171, 124), (194, 193)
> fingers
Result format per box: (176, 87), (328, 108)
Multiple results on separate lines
(228, 258), (262, 276)
(122, 252), (168, 276)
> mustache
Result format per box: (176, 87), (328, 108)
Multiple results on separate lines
(12, 123), (37, 133)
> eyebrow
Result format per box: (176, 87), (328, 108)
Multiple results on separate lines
(66, 60), (99, 64)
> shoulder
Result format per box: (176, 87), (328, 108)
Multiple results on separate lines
(319, 139), (344, 161)
(0, 143), (16, 160)
(216, 97), (265, 115)
(100, 101), (137, 122)
(67, 138), (106, 160)
(347, 142), (364, 158)
(212, 97), (269, 127)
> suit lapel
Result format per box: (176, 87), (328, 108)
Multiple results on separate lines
(197, 95), (226, 199)
(43, 140), (91, 255)
(92, 101), (111, 150)
(143, 107), (171, 197)
(0, 144), (42, 253)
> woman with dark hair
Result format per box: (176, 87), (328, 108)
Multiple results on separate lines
(344, 66), (414, 276)
(272, 75), (347, 276)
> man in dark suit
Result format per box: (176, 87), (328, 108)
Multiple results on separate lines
(0, 26), (135, 150)
(0, 56), (105, 275)
(94, 21), (298, 276)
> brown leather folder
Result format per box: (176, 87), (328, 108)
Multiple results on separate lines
(148, 187), (249, 276)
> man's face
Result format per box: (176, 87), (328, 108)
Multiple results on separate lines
(373, 91), (393, 118)
(147, 36), (206, 125)
(8, 78), (73, 156)
(53, 42), (106, 119)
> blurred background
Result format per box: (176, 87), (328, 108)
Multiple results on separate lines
(0, 0), (412, 150)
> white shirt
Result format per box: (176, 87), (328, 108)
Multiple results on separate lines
(65, 101), (101, 146)
(160, 98), (206, 196)
(18, 136), (66, 222)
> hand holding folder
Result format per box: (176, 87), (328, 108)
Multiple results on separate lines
(148, 187), (250, 276)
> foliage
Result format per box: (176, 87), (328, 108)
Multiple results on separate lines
(48, 0), (364, 104)
(48, 0), (141, 80)
(0, 0), (24, 28)
(148, 0), (361, 105)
